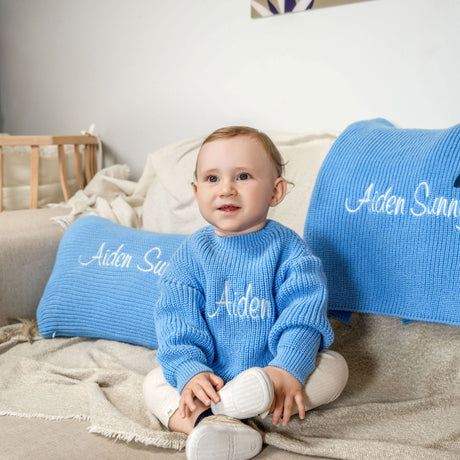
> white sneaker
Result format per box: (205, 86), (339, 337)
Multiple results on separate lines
(211, 367), (274, 419)
(186, 415), (262, 460)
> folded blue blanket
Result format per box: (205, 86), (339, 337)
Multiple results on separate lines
(304, 118), (460, 325)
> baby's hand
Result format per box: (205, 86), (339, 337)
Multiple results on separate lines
(179, 372), (224, 418)
(264, 366), (305, 426)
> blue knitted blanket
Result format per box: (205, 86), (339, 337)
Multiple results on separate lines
(304, 119), (460, 325)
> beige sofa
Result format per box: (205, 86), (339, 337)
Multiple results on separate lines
(0, 130), (458, 460)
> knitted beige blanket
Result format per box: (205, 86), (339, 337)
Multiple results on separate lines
(0, 315), (458, 459)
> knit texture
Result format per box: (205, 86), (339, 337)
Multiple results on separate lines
(155, 220), (333, 393)
(304, 118), (460, 325)
(37, 216), (187, 348)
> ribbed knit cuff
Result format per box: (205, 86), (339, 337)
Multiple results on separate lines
(269, 327), (321, 383)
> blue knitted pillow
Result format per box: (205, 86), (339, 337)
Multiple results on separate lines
(37, 216), (187, 348)
(304, 118), (460, 326)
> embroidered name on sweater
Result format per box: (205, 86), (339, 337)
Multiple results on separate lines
(345, 181), (460, 230)
(209, 281), (271, 319)
(78, 242), (170, 275)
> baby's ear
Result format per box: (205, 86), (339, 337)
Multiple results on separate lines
(270, 177), (287, 207)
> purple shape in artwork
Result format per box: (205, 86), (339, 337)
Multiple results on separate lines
(285, 0), (297, 11)
(268, 1), (279, 14)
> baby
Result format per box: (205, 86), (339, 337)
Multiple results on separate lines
(143, 126), (348, 460)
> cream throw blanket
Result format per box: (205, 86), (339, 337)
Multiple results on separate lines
(51, 164), (152, 230)
(1, 315), (458, 459)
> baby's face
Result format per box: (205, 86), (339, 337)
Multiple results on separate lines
(194, 135), (285, 237)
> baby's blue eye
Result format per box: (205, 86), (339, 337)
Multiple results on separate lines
(238, 173), (251, 180)
(207, 175), (218, 183)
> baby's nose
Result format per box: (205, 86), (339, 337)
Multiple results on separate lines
(219, 180), (237, 196)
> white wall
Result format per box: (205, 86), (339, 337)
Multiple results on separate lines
(0, 0), (459, 178)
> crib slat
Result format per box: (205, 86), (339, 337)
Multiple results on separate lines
(74, 144), (84, 190)
(30, 145), (40, 209)
(58, 144), (71, 201)
(84, 144), (92, 183)
(88, 144), (94, 179)
(0, 145), (3, 212)
(91, 144), (97, 179)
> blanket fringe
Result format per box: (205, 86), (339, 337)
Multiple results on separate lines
(88, 424), (186, 451)
(0, 410), (89, 422)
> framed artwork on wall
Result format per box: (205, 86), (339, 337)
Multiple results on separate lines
(251, 0), (370, 18)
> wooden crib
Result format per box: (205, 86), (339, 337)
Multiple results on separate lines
(0, 135), (99, 212)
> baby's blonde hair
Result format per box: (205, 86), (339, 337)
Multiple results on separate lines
(197, 126), (286, 179)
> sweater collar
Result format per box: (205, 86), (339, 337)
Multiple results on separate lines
(206, 220), (277, 249)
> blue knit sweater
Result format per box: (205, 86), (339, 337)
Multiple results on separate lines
(155, 220), (334, 393)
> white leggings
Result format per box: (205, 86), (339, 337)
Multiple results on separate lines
(143, 350), (348, 428)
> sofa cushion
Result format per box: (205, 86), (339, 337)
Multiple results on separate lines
(37, 216), (186, 348)
(0, 207), (66, 326)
